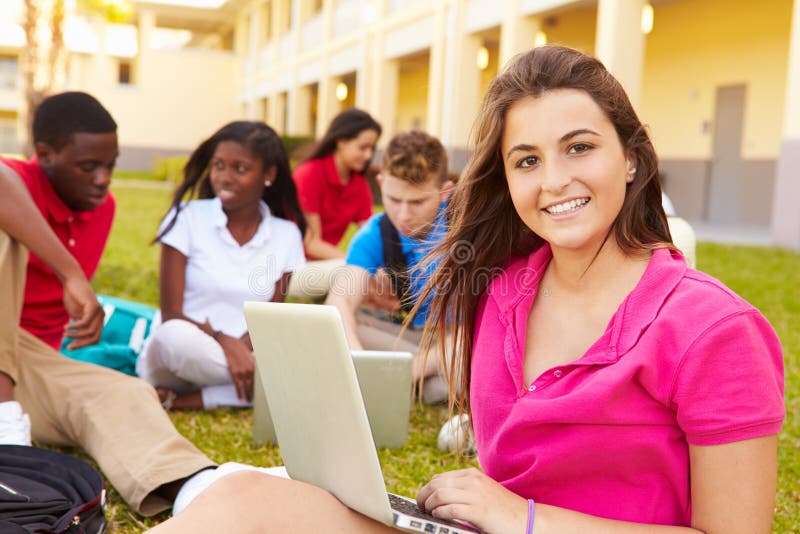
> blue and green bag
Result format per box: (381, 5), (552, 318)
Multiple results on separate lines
(60, 295), (157, 376)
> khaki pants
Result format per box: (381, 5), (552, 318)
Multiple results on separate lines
(286, 258), (345, 300)
(0, 230), (215, 516)
(355, 310), (422, 354)
(355, 311), (453, 404)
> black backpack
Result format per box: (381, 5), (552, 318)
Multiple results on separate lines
(0, 445), (107, 534)
(379, 214), (414, 319)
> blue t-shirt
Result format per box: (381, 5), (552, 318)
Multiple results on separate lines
(345, 204), (447, 328)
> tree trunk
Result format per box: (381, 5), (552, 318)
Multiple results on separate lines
(22, 0), (67, 156)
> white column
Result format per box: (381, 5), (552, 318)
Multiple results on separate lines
(286, 0), (303, 134)
(442, 1), (481, 151)
(290, 84), (314, 135)
(271, 0), (284, 58)
(425, 2), (447, 136)
(595, 0), (646, 109)
(499, 1), (541, 67)
(366, 2), (397, 143)
(91, 20), (112, 88)
(357, 0), (386, 112)
(271, 92), (288, 134)
(770, 0), (800, 250)
(371, 59), (398, 143)
(317, 75), (341, 137)
(136, 8), (156, 85)
(246, 6), (261, 117)
(316, 0), (337, 137)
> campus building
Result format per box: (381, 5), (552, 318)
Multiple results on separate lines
(0, 0), (799, 248)
(0, 0), (240, 169)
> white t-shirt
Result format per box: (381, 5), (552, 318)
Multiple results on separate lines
(158, 197), (305, 338)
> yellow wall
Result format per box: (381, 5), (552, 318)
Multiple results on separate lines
(479, 42), (500, 100)
(544, 5), (596, 55)
(396, 59), (429, 132)
(69, 49), (238, 151)
(641, 0), (792, 159)
(342, 80), (356, 110)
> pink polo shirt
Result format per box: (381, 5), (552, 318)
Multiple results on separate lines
(471, 246), (784, 526)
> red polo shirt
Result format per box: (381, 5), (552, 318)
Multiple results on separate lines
(293, 153), (372, 252)
(1, 156), (115, 349)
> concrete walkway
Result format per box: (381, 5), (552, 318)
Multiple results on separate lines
(112, 178), (172, 190)
(688, 221), (773, 247)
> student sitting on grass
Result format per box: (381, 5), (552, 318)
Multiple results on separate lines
(0, 91), (217, 516)
(137, 121), (306, 411)
(325, 130), (454, 404)
(148, 45), (783, 533)
(288, 109), (381, 299)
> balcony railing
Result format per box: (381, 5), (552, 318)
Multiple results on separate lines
(333, 0), (360, 39)
(301, 13), (325, 53)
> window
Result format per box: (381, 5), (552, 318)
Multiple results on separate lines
(0, 56), (19, 90)
(118, 60), (133, 85)
(0, 118), (18, 154)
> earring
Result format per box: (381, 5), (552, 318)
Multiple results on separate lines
(265, 180), (272, 187)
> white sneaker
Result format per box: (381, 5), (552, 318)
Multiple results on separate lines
(437, 413), (475, 455)
(0, 401), (31, 446)
(173, 462), (289, 515)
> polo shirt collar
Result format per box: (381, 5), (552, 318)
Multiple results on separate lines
(322, 153), (354, 187)
(496, 244), (686, 365)
(612, 247), (686, 355)
(30, 157), (92, 224)
(210, 196), (272, 246)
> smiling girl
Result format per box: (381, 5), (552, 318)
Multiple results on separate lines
(149, 46), (783, 533)
(137, 121), (306, 411)
(414, 44), (784, 533)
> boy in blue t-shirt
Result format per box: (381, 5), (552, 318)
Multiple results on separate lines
(326, 131), (453, 403)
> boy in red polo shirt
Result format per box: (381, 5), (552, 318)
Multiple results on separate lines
(0, 92), (215, 516)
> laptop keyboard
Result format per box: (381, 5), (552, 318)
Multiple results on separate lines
(389, 493), (432, 519)
(388, 493), (479, 533)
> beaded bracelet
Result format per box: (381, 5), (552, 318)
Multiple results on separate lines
(525, 499), (536, 534)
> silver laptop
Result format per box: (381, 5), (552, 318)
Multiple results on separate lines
(243, 302), (480, 534)
(253, 349), (413, 449)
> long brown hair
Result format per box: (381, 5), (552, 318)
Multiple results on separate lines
(305, 108), (382, 175)
(414, 45), (673, 418)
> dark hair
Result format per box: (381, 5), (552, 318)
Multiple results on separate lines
(33, 92), (117, 150)
(416, 45), (673, 416)
(305, 108), (381, 174)
(156, 121), (306, 242)
(381, 131), (448, 185)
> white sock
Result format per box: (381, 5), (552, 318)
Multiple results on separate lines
(0, 401), (31, 446)
(172, 462), (289, 515)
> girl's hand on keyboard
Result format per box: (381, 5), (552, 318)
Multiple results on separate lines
(416, 467), (528, 533)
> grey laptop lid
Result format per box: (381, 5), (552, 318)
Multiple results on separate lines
(244, 302), (396, 525)
(253, 350), (412, 449)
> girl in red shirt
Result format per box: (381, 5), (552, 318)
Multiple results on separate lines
(292, 108), (381, 260)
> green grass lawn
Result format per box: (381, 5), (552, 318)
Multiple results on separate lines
(91, 179), (798, 532)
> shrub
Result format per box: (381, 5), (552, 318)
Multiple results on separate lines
(152, 155), (189, 183)
(282, 135), (315, 166)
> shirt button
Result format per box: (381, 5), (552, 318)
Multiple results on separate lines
(67, 216), (74, 223)
(554, 369), (563, 378)
(68, 238), (76, 247)
(528, 384), (536, 392)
